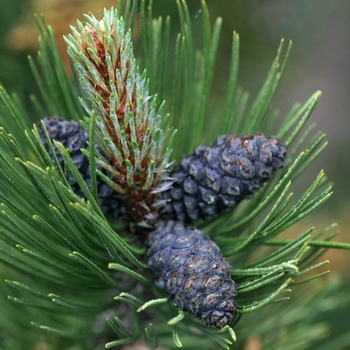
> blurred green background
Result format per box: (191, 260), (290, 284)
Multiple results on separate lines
(0, 0), (349, 348)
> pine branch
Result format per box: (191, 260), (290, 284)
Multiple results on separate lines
(0, 1), (350, 350)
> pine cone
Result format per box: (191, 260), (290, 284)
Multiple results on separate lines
(147, 220), (237, 328)
(38, 116), (124, 220)
(160, 134), (287, 222)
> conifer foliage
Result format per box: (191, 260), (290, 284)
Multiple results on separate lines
(38, 110), (286, 331)
(0, 1), (350, 350)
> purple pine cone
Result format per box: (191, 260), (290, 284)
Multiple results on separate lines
(38, 116), (89, 189)
(38, 116), (124, 220)
(160, 134), (287, 222)
(147, 220), (237, 328)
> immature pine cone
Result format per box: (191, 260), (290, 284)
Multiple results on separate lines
(160, 134), (287, 222)
(147, 220), (237, 328)
(38, 116), (124, 220)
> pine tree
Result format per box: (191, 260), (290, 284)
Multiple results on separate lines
(0, 1), (350, 350)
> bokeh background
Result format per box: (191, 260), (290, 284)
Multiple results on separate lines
(1, 0), (349, 348)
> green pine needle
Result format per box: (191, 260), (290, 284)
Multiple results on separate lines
(0, 1), (350, 350)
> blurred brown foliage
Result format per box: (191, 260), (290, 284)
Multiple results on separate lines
(6, 0), (121, 71)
